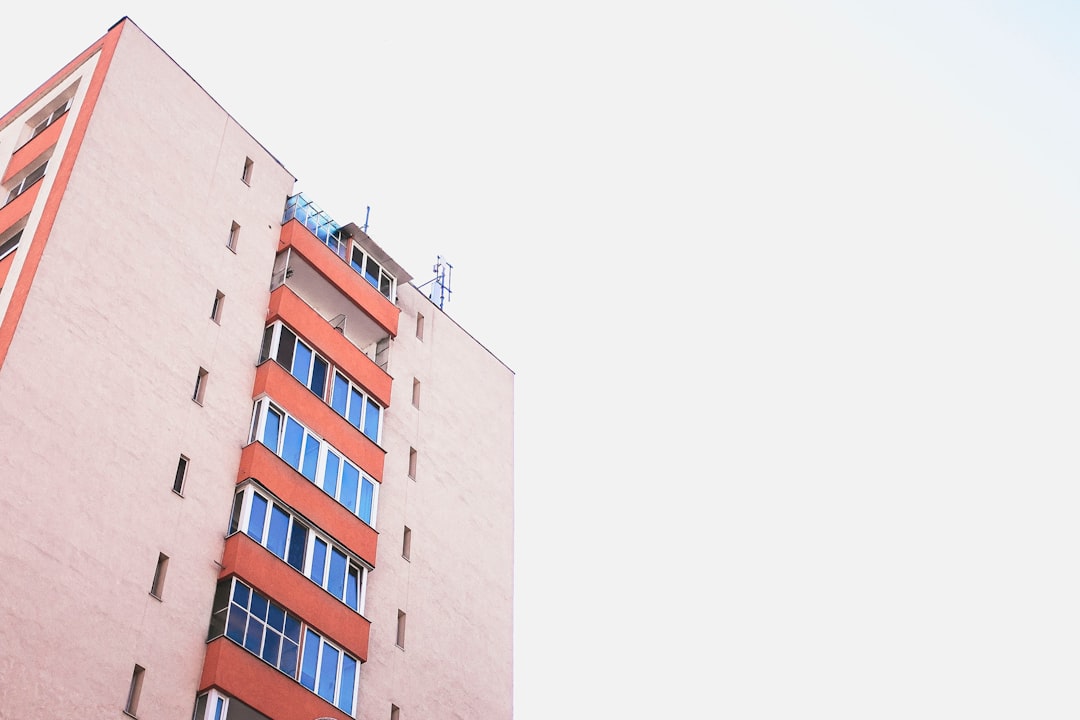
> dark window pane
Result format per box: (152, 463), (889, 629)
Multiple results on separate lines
(280, 638), (299, 677)
(261, 628), (281, 666)
(287, 523), (307, 571)
(346, 568), (359, 611)
(259, 325), (274, 363)
(225, 606), (247, 643)
(310, 538), (327, 585)
(266, 604), (285, 632)
(380, 273), (392, 298)
(276, 326), (296, 370)
(232, 581), (250, 607)
(310, 355), (328, 397)
(284, 615), (302, 643)
(243, 620), (264, 654)
(350, 247), (364, 275)
(228, 490), (243, 534)
(249, 591), (269, 621)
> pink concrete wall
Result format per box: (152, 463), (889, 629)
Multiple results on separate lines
(0, 20), (295, 719)
(357, 284), (515, 720)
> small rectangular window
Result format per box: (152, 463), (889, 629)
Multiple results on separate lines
(391, 705), (400, 720)
(210, 291), (224, 323)
(227, 221), (240, 252)
(5, 161), (47, 206)
(402, 526), (411, 561)
(193, 368), (208, 404)
(173, 455), (188, 495)
(242, 157), (253, 184)
(125, 665), (145, 717)
(396, 610), (406, 648)
(411, 378), (420, 408)
(150, 553), (169, 599)
(408, 447), (417, 480)
(415, 313), (424, 340)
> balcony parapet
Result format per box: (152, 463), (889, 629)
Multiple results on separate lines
(3, 114), (65, 183)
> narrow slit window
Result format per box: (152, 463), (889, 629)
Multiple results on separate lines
(150, 553), (169, 599)
(408, 448), (417, 480)
(193, 368), (208, 404)
(125, 665), (145, 717)
(227, 221), (240, 252)
(402, 526), (411, 561)
(210, 291), (225, 323)
(396, 610), (406, 648)
(242, 157), (253, 184)
(411, 379), (420, 408)
(416, 313), (424, 340)
(391, 705), (400, 720)
(173, 455), (189, 495)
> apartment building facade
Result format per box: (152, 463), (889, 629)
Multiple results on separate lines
(0, 18), (513, 720)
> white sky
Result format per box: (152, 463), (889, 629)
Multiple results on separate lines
(4, 1), (1080, 717)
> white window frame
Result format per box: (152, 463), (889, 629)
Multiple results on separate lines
(250, 397), (379, 528)
(349, 245), (396, 302)
(330, 369), (383, 444)
(231, 483), (370, 614)
(301, 628), (360, 714)
(4, 161), (48, 206)
(27, 97), (72, 142)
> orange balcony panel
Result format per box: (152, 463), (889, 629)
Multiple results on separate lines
(268, 285), (393, 407)
(219, 533), (371, 660)
(3, 116), (65, 183)
(279, 218), (399, 337)
(237, 442), (379, 566)
(200, 637), (346, 720)
(253, 360), (385, 481)
(0, 182), (41, 235)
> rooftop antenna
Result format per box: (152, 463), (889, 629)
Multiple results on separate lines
(416, 255), (453, 310)
(362, 206), (371, 234)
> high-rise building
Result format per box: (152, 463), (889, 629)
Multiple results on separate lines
(0, 17), (513, 720)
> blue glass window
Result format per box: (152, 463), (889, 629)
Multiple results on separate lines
(328, 548), (347, 600)
(359, 478), (374, 525)
(339, 464), (358, 515)
(247, 495), (268, 543)
(345, 568), (359, 611)
(339, 655), (357, 714)
(300, 629), (319, 691)
(348, 387), (363, 428)
(311, 537), (327, 585)
(291, 341), (312, 387)
(318, 643), (340, 702)
(322, 451), (340, 498)
(363, 397), (380, 441)
(283, 418), (304, 470)
(287, 522), (307, 571)
(331, 374), (348, 416)
(262, 407), (282, 449)
(301, 436), (320, 483)
(267, 505), (289, 559)
(311, 355), (328, 398)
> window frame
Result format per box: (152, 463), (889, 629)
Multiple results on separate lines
(230, 483), (370, 614)
(250, 398), (379, 527)
(4, 160), (48, 206)
(349, 245), (396, 302)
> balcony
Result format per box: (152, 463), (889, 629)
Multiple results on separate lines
(200, 637), (350, 720)
(252, 360), (385, 480)
(267, 285), (392, 407)
(237, 442), (379, 566)
(218, 533), (371, 660)
(277, 194), (410, 340)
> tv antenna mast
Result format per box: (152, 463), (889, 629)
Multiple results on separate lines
(417, 255), (453, 310)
